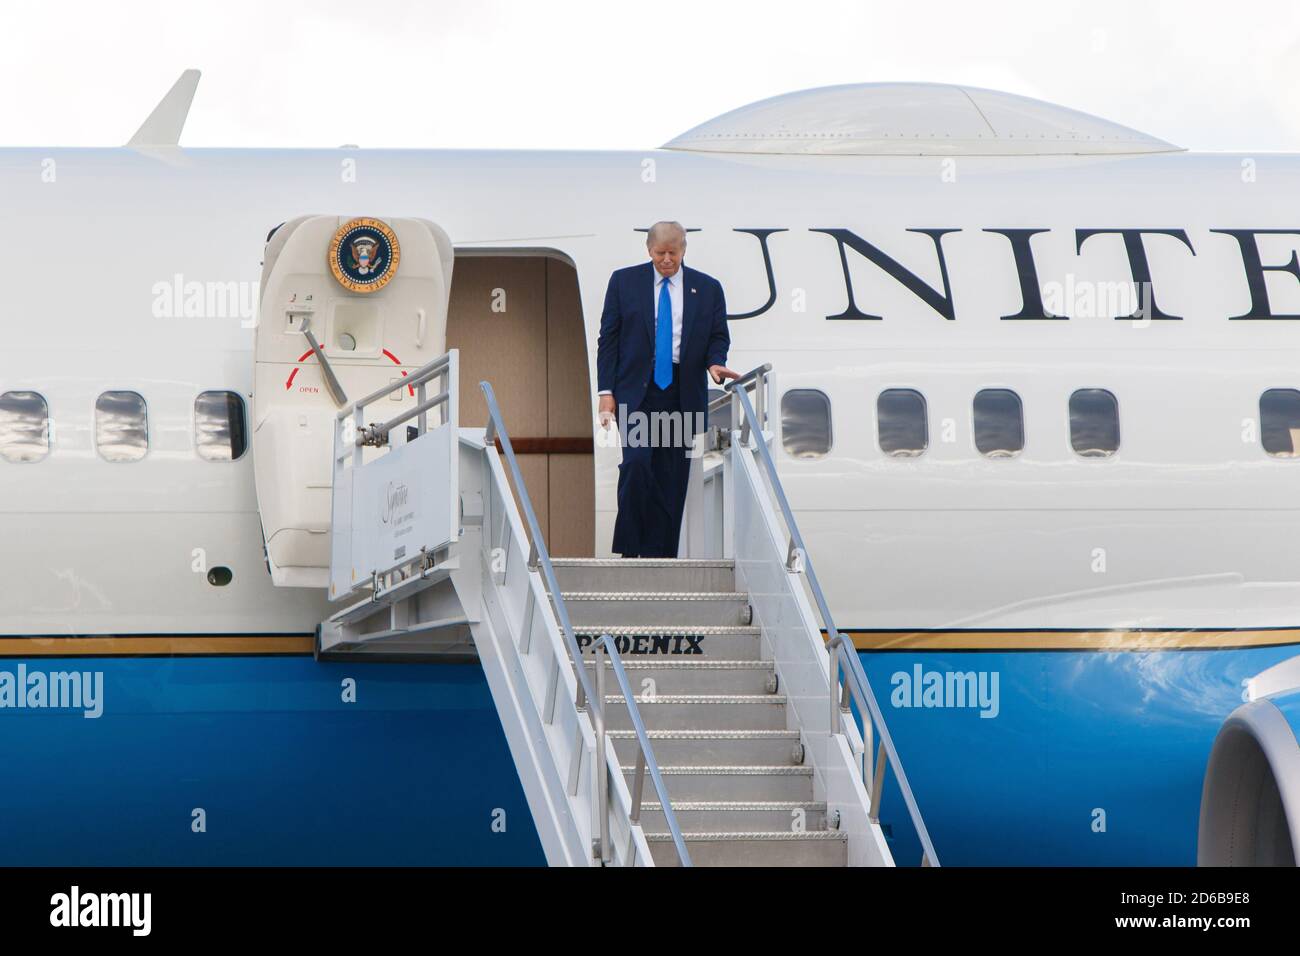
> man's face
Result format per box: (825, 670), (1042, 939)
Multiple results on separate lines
(648, 238), (684, 277)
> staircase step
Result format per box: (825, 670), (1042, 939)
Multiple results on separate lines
(573, 626), (763, 660)
(624, 765), (814, 801)
(608, 729), (802, 766)
(603, 694), (787, 731)
(560, 592), (751, 627)
(637, 800), (827, 834)
(551, 558), (735, 594)
(585, 659), (775, 695)
(646, 830), (848, 867)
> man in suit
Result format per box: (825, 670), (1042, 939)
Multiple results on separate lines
(597, 221), (739, 558)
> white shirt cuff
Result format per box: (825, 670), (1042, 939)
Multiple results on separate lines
(597, 390), (612, 396)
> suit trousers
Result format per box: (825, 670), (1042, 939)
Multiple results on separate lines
(611, 364), (693, 559)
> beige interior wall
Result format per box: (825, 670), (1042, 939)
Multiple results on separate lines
(548, 454), (593, 557)
(547, 258), (591, 437)
(449, 257), (548, 432)
(546, 258), (594, 556)
(446, 255), (593, 557)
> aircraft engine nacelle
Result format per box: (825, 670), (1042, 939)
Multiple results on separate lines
(253, 215), (453, 588)
(1198, 657), (1300, 866)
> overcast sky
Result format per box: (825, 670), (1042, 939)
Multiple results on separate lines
(3, 0), (1299, 151)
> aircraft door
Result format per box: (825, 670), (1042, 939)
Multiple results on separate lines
(253, 215), (453, 588)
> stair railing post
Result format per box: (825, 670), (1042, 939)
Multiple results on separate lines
(417, 377), (427, 438)
(733, 381), (742, 434)
(630, 749), (647, 825)
(828, 639), (841, 735)
(594, 636), (610, 865)
(869, 738), (887, 822)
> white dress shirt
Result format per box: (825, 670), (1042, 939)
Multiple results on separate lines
(598, 266), (684, 396)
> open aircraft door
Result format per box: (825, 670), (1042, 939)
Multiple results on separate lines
(253, 216), (454, 588)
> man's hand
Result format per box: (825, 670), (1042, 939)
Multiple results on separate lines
(598, 394), (617, 429)
(708, 364), (741, 385)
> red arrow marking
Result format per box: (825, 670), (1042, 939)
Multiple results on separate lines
(383, 349), (415, 396)
(283, 347), (413, 395)
(284, 349), (317, 390)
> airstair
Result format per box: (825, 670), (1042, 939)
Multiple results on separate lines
(309, 345), (937, 867)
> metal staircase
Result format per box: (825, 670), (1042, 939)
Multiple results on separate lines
(315, 350), (938, 867)
(559, 557), (846, 865)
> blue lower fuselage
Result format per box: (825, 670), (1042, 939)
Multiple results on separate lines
(3, 643), (1294, 865)
(0, 656), (544, 865)
(858, 641), (1300, 866)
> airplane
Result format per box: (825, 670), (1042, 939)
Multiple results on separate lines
(2, 69), (1298, 865)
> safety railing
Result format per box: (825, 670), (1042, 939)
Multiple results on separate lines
(336, 351), (456, 456)
(723, 366), (940, 868)
(481, 381), (689, 867)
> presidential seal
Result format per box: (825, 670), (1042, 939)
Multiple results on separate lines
(328, 217), (400, 293)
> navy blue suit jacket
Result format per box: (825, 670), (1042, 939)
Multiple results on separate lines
(596, 261), (730, 423)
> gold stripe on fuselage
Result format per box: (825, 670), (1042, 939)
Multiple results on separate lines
(0, 635), (315, 657)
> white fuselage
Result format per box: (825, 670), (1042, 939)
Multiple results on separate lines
(4, 145), (1300, 635)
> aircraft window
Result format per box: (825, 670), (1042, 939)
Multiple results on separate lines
(195, 391), (247, 461)
(878, 389), (928, 457)
(1260, 388), (1300, 457)
(781, 389), (832, 458)
(1069, 389), (1120, 458)
(973, 389), (1024, 458)
(0, 391), (50, 463)
(95, 391), (148, 462)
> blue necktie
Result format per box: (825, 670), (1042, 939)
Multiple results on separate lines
(654, 276), (673, 389)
